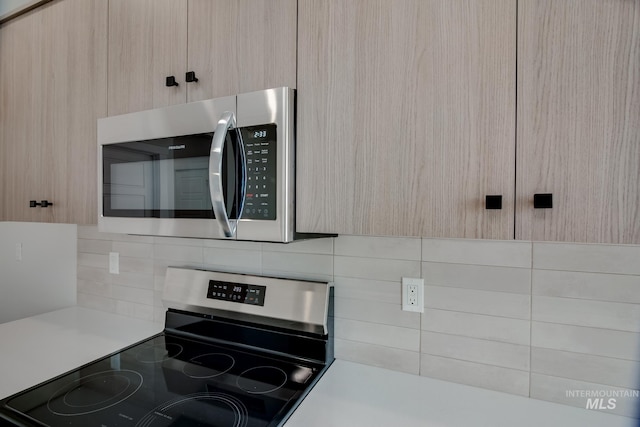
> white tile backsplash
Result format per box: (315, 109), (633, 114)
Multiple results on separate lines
(334, 297), (420, 329)
(532, 322), (640, 362)
(262, 237), (334, 254)
(532, 269), (640, 303)
(420, 353), (530, 396)
(111, 285), (154, 305)
(531, 348), (640, 390)
(118, 256), (154, 275)
(76, 228), (640, 418)
(533, 242), (640, 275)
(334, 318), (420, 352)
(422, 238), (532, 268)
(424, 285), (531, 319)
(422, 309), (531, 345)
(334, 256), (421, 281)
(262, 251), (333, 281)
(203, 246), (262, 275)
(334, 338), (420, 375)
(532, 295), (640, 332)
(77, 252), (108, 269)
(332, 277), (400, 305)
(77, 238), (112, 254)
(335, 235), (421, 260)
(153, 243), (203, 264)
(421, 331), (530, 371)
(423, 262), (531, 294)
(112, 241), (154, 259)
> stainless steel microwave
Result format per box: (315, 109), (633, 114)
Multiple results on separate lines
(98, 87), (297, 242)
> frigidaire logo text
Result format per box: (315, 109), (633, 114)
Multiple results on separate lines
(168, 145), (186, 150)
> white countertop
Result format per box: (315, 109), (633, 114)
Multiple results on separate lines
(285, 360), (636, 427)
(0, 307), (635, 426)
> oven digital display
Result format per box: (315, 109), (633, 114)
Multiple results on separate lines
(207, 280), (266, 306)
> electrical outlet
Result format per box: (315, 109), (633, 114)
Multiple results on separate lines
(402, 277), (424, 312)
(109, 252), (119, 274)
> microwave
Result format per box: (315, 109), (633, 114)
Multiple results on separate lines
(98, 87), (298, 242)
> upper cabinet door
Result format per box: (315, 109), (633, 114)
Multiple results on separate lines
(187, 0), (297, 102)
(0, 9), (44, 222)
(0, 0), (107, 225)
(108, 0), (187, 116)
(297, 0), (516, 238)
(517, 0), (640, 243)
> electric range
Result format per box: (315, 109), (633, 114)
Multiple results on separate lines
(0, 268), (334, 427)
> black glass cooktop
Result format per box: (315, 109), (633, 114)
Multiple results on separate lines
(1, 333), (319, 427)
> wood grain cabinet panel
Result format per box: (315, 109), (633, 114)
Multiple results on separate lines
(108, 0), (296, 113)
(0, 0), (107, 224)
(187, 0), (297, 102)
(107, 0), (187, 116)
(0, 11), (44, 222)
(297, 0), (516, 238)
(517, 0), (640, 243)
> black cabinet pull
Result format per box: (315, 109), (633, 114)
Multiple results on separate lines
(185, 71), (198, 83)
(165, 76), (179, 87)
(29, 200), (53, 208)
(485, 195), (502, 210)
(534, 193), (553, 209)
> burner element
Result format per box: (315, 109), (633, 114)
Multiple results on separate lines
(182, 353), (235, 379)
(47, 370), (143, 416)
(236, 366), (288, 395)
(136, 392), (248, 427)
(135, 343), (183, 363)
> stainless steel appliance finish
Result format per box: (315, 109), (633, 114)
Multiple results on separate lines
(163, 268), (332, 335)
(0, 268), (334, 427)
(98, 87), (296, 242)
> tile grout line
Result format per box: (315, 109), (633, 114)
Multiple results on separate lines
(419, 237), (423, 375)
(529, 241), (534, 398)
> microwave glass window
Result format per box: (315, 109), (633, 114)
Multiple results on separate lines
(102, 132), (243, 219)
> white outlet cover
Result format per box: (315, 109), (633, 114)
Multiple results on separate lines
(109, 252), (119, 274)
(402, 277), (424, 313)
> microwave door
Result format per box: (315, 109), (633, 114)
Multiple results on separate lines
(209, 111), (247, 238)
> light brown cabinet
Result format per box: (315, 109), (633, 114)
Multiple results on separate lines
(516, 0), (640, 243)
(107, 0), (187, 115)
(297, 0), (639, 244)
(2, 0), (637, 243)
(296, 0), (517, 239)
(0, 0), (107, 224)
(107, 0), (296, 116)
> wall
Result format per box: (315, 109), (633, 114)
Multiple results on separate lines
(77, 226), (640, 418)
(0, 222), (76, 323)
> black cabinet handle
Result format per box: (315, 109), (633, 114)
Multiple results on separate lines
(165, 76), (179, 87)
(485, 195), (502, 210)
(185, 71), (198, 83)
(534, 193), (553, 209)
(29, 200), (53, 208)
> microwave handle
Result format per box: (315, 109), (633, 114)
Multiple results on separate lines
(209, 111), (246, 238)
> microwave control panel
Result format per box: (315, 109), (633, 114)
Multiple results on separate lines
(241, 124), (277, 220)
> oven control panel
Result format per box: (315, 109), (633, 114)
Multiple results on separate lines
(241, 124), (277, 220)
(207, 280), (266, 306)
